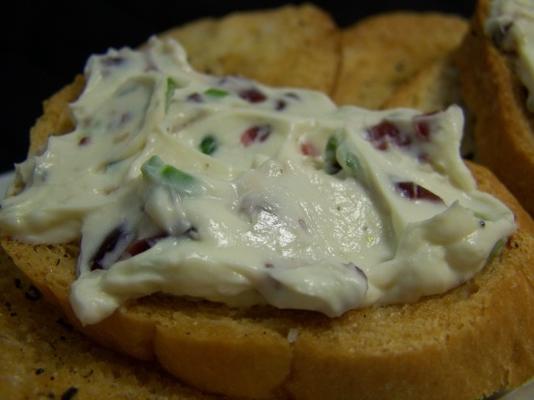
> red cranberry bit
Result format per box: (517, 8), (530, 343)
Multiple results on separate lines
(417, 153), (430, 163)
(394, 181), (443, 203)
(414, 120), (431, 141)
(78, 136), (90, 146)
(187, 92), (203, 103)
(300, 141), (319, 156)
(239, 88), (267, 103)
(275, 99), (287, 111)
(125, 233), (167, 257)
(366, 121), (411, 150)
(240, 124), (272, 147)
(90, 226), (125, 271)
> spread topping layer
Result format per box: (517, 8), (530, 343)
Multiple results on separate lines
(0, 39), (515, 325)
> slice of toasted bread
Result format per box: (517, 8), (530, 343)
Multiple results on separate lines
(160, 4), (340, 95)
(0, 247), (215, 400)
(457, 0), (534, 216)
(2, 55), (534, 400)
(333, 12), (468, 108)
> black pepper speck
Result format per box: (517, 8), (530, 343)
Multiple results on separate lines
(61, 387), (78, 400)
(14, 278), (22, 289)
(56, 318), (73, 331)
(35, 368), (45, 375)
(25, 285), (42, 301)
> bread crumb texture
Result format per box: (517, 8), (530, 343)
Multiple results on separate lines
(334, 12), (468, 109)
(161, 4), (340, 95)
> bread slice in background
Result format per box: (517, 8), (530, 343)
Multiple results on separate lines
(161, 4), (340, 95)
(333, 12), (468, 108)
(457, 0), (534, 216)
(383, 57), (462, 112)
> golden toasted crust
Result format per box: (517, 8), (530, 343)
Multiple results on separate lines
(333, 12), (468, 108)
(457, 0), (534, 216)
(2, 55), (534, 399)
(161, 4), (340, 95)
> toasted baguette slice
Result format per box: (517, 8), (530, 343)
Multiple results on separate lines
(333, 12), (468, 108)
(160, 4), (340, 95)
(457, 0), (534, 216)
(2, 64), (534, 400)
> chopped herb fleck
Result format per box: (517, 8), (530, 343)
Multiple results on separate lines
(324, 135), (341, 174)
(199, 135), (218, 155)
(204, 88), (229, 98)
(165, 77), (179, 111)
(142, 155), (199, 196)
(343, 150), (362, 176)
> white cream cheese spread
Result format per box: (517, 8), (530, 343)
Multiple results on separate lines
(486, 0), (534, 111)
(0, 38), (515, 325)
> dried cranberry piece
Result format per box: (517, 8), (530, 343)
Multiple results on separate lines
(187, 92), (203, 103)
(240, 124), (272, 147)
(366, 121), (411, 150)
(275, 99), (287, 111)
(394, 181), (443, 203)
(78, 136), (90, 146)
(300, 141), (319, 156)
(125, 233), (167, 257)
(90, 226), (125, 271)
(414, 121), (430, 140)
(239, 88), (267, 103)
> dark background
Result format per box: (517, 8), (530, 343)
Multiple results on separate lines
(1, 1), (475, 173)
